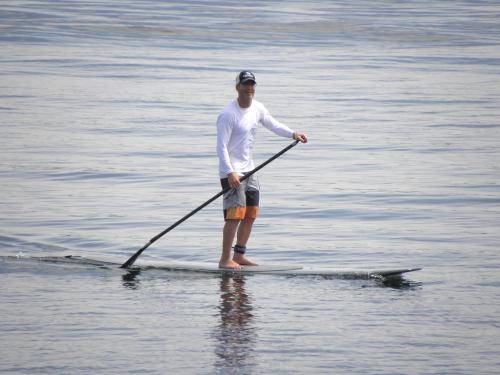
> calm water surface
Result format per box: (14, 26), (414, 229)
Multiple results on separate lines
(1, 1), (500, 374)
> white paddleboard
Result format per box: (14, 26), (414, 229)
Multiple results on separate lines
(27, 255), (421, 279)
(138, 259), (421, 279)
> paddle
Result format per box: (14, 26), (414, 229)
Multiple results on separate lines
(120, 140), (300, 268)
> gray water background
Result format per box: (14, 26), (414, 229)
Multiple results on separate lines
(1, 1), (500, 374)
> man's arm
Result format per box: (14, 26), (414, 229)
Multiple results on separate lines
(261, 106), (308, 143)
(216, 113), (234, 177)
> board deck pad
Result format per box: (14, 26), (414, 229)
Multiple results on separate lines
(150, 261), (304, 273)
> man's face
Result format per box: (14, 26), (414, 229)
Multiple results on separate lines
(236, 81), (256, 100)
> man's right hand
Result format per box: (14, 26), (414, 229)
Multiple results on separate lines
(228, 172), (241, 189)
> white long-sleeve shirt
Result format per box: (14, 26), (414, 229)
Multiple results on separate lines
(216, 99), (295, 178)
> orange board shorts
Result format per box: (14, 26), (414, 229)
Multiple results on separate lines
(220, 173), (260, 220)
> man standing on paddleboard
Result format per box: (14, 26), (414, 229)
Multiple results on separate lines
(216, 71), (308, 269)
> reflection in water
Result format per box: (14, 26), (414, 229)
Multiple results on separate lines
(213, 274), (257, 374)
(374, 276), (423, 290)
(121, 268), (141, 290)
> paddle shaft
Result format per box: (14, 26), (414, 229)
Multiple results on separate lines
(120, 140), (299, 268)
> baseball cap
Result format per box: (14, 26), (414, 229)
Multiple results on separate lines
(236, 71), (256, 85)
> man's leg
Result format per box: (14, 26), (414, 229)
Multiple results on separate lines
(219, 219), (241, 269)
(233, 217), (258, 266)
(236, 217), (254, 246)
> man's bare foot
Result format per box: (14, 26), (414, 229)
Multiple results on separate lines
(219, 259), (242, 270)
(233, 253), (258, 266)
